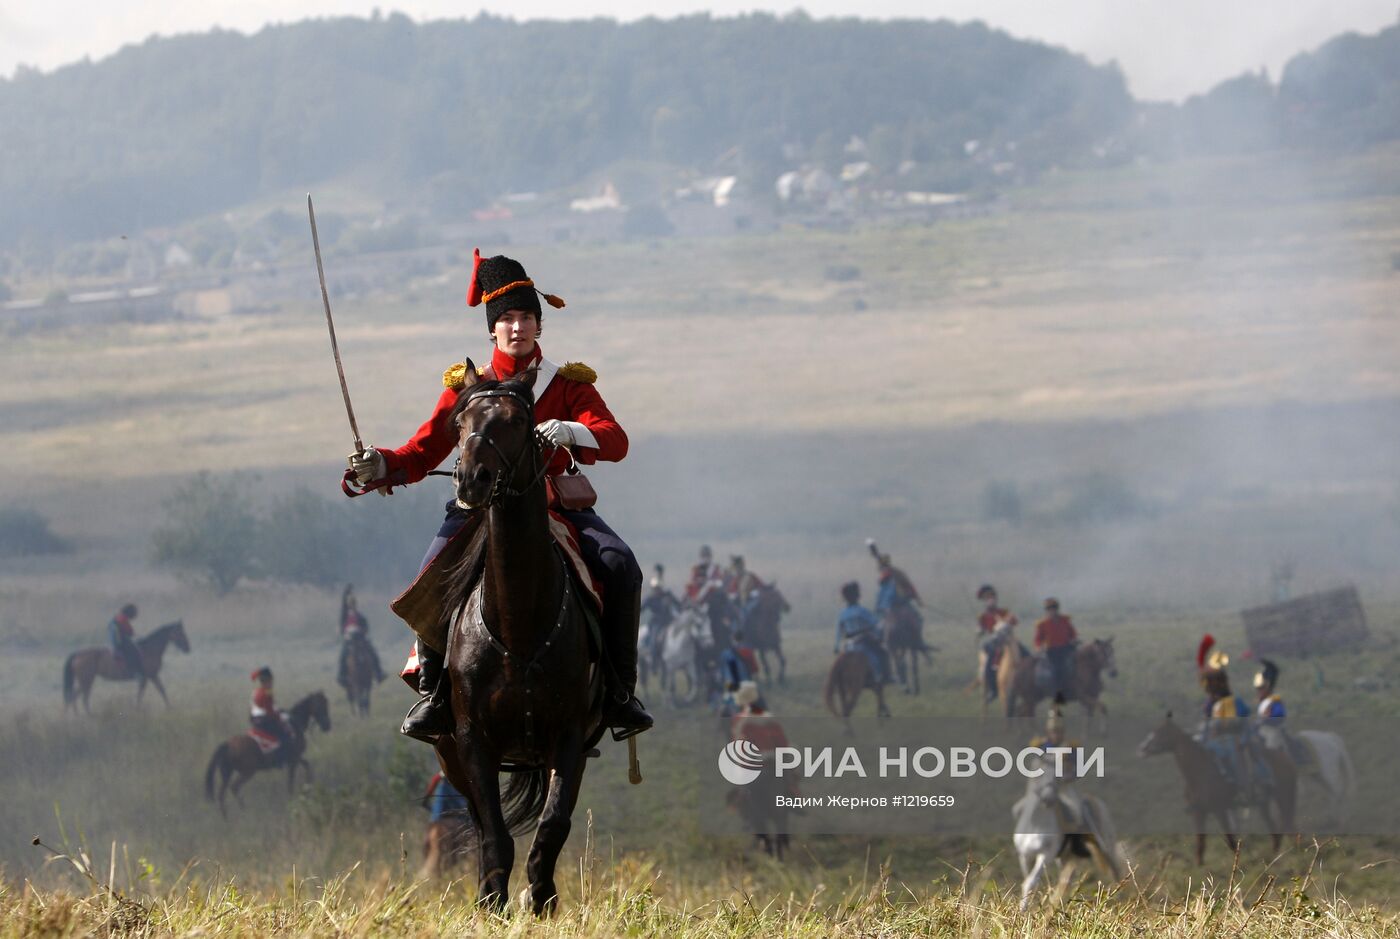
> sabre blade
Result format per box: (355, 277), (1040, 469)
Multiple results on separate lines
(308, 194), (364, 453)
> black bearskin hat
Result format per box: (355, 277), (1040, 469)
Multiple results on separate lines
(466, 248), (564, 331)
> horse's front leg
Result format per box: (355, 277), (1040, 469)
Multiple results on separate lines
(526, 735), (587, 916)
(135, 677), (146, 704)
(454, 738), (512, 910)
(149, 674), (171, 707)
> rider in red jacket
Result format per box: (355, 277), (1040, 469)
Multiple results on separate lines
(347, 252), (652, 744)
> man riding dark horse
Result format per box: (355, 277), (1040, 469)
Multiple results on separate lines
(107, 603), (146, 679)
(1033, 598), (1077, 698)
(337, 584), (386, 688)
(347, 251), (652, 744)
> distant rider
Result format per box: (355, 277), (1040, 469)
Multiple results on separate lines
(976, 584), (1017, 700)
(249, 666), (292, 758)
(337, 584), (387, 688)
(107, 603), (145, 679)
(835, 581), (892, 686)
(1033, 598), (1077, 698)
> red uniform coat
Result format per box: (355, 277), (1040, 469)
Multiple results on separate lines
(731, 709), (790, 752)
(978, 608), (1016, 634)
(250, 686), (276, 717)
(378, 346), (627, 484)
(1034, 615), (1077, 649)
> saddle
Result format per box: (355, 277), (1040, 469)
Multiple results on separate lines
(247, 727), (281, 755)
(1033, 654), (1076, 699)
(392, 508), (603, 655)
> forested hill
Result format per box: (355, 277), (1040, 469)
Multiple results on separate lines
(0, 13), (1130, 243)
(1, 11), (1397, 247)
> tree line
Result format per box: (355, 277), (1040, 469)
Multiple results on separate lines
(1, 11), (1396, 248)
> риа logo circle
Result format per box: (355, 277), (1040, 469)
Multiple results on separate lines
(718, 740), (765, 785)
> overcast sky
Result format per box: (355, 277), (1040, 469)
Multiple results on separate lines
(2, 1), (1396, 100)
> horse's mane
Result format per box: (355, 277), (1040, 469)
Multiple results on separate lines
(139, 620), (183, 644)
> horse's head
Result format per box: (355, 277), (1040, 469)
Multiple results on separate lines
(449, 361), (541, 510)
(1136, 710), (1180, 758)
(302, 690), (332, 733)
(169, 620), (191, 654)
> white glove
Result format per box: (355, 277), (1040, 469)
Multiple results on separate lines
(536, 419), (576, 449)
(348, 448), (386, 485)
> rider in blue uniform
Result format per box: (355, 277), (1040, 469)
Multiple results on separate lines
(835, 581), (891, 687)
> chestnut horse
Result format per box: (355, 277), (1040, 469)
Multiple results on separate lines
(1137, 712), (1296, 864)
(435, 366), (606, 915)
(1005, 638), (1117, 730)
(824, 650), (891, 731)
(62, 620), (191, 713)
(203, 691), (331, 818)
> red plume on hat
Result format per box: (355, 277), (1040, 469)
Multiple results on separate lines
(1196, 634), (1215, 671)
(466, 248), (483, 307)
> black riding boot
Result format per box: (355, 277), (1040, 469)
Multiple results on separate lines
(602, 587), (654, 740)
(401, 643), (455, 743)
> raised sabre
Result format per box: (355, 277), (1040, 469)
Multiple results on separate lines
(308, 194), (364, 453)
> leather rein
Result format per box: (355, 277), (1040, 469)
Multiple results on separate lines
(456, 387), (559, 508)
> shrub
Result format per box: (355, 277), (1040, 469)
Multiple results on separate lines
(0, 506), (71, 556)
(151, 472), (261, 594)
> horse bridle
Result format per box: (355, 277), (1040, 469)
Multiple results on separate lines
(455, 387), (558, 508)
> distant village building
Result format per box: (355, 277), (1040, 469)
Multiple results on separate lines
(570, 182), (623, 213)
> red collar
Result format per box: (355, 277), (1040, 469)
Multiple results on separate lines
(490, 345), (542, 379)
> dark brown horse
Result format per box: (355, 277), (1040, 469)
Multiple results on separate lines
(1137, 713), (1296, 864)
(62, 620), (191, 713)
(743, 584), (789, 685)
(1005, 638), (1117, 729)
(342, 636), (376, 717)
(203, 690), (331, 818)
(883, 606), (932, 695)
(824, 650), (891, 731)
(436, 366), (606, 915)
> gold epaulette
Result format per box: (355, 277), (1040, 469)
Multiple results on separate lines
(443, 362), (488, 390)
(558, 361), (597, 383)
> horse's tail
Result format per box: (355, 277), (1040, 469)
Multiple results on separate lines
(62, 653), (77, 705)
(824, 657), (842, 719)
(501, 769), (548, 837)
(205, 742), (229, 801)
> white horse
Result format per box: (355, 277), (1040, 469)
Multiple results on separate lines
(660, 608), (710, 706)
(1012, 758), (1125, 911)
(1259, 726), (1355, 824)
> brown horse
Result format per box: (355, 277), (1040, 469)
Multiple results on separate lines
(342, 636), (376, 717)
(743, 584), (789, 685)
(1005, 638), (1117, 728)
(824, 650), (891, 730)
(1137, 713), (1296, 864)
(203, 691), (331, 818)
(435, 366), (606, 915)
(884, 606), (932, 695)
(62, 620), (191, 713)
